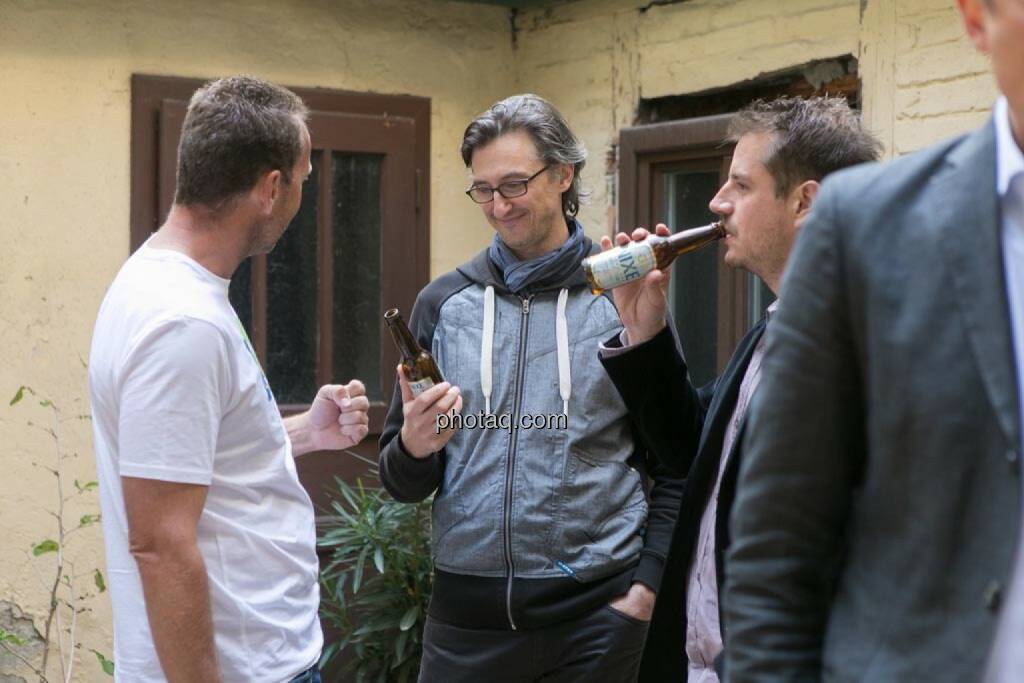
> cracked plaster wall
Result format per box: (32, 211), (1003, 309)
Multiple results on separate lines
(513, 0), (998, 235)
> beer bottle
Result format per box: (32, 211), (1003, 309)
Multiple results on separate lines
(384, 308), (444, 397)
(582, 221), (726, 294)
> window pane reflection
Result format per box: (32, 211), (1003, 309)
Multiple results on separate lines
(266, 154), (321, 404)
(332, 152), (383, 401)
(664, 169), (720, 388)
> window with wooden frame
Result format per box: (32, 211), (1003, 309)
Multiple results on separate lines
(618, 59), (859, 386)
(130, 75), (430, 507)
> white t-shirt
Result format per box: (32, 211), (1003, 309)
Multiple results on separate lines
(89, 243), (322, 683)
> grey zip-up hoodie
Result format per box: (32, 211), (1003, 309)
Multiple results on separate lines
(379, 235), (683, 631)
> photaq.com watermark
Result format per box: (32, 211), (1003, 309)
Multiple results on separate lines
(435, 410), (567, 435)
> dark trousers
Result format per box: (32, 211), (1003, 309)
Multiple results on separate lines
(418, 604), (649, 683)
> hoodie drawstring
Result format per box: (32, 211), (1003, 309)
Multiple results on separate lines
(555, 288), (571, 416)
(481, 286), (495, 415)
(480, 287), (571, 417)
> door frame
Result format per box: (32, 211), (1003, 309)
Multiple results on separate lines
(618, 114), (748, 369)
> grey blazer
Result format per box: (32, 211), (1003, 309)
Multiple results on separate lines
(723, 121), (1022, 682)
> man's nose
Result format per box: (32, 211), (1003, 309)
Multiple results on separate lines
(709, 192), (732, 216)
(492, 194), (515, 218)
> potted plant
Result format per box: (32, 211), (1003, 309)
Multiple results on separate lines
(318, 473), (432, 683)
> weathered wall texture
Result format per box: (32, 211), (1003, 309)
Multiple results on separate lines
(0, 0), (1002, 679)
(889, 0), (995, 153)
(0, 1), (511, 679)
(514, 0), (999, 236)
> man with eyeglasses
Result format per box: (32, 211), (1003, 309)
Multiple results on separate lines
(378, 93), (683, 682)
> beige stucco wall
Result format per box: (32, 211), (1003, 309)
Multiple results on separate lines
(0, 0), (1003, 679)
(515, 0), (1000, 236)
(0, 1), (512, 679)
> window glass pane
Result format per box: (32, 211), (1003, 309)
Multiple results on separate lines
(664, 169), (720, 388)
(229, 257), (252, 337)
(332, 152), (384, 401)
(266, 154), (321, 404)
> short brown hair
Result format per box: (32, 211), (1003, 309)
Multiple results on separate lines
(728, 96), (881, 197)
(174, 75), (309, 210)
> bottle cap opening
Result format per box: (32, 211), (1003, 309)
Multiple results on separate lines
(383, 308), (400, 321)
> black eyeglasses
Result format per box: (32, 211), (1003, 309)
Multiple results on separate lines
(465, 166), (549, 204)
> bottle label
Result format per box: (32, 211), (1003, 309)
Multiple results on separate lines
(409, 377), (435, 397)
(588, 242), (656, 290)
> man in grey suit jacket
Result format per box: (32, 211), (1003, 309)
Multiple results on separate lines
(723, 0), (1024, 681)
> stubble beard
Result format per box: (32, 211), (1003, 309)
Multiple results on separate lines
(245, 215), (282, 257)
(517, 209), (566, 259)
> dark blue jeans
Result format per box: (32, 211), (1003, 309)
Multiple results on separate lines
(288, 664), (321, 683)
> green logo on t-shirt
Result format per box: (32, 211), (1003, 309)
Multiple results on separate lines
(236, 319), (273, 402)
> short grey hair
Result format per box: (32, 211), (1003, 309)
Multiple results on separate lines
(728, 96), (882, 197)
(461, 94), (587, 217)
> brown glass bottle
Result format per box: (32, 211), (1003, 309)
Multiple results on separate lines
(582, 220), (726, 294)
(384, 308), (444, 397)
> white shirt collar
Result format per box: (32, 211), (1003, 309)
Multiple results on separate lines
(995, 97), (1024, 198)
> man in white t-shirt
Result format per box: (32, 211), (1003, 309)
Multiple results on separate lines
(89, 75), (369, 683)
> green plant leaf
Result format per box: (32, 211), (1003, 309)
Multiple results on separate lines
(335, 632), (354, 654)
(9, 386), (26, 406)
(353, 617), (399, 636)
(0, 628), (26, 645)
(39, 399), (52, 408)
(32, 539), (58, 556)
(399, 605), (418, 632)
(373, 547), (385, 574)
(332, 572), (348, 601)
(394, 628), (409, 661)
(353, 546), (369, 594)
(319, 641), (341, 669)
(74, 479), (99, 493)
(91, 649), (115, 676)
(94, 569), (106, 593)
(80, 514), (101, 526)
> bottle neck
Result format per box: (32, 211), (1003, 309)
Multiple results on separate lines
(665, 221), (724, 248)
(387, 318), (422, 359)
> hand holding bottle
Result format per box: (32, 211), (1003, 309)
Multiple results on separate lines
(598, 224), (672, 347)
(397, 366), (463, 459)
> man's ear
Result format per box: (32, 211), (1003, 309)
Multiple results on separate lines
(957, 0), (990, 53)
(555, 163), (574, 193)
(253, 169), (283, 214)
(792, 180), (820, 229)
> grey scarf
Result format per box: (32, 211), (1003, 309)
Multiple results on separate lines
(488, 219), (588, 296)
